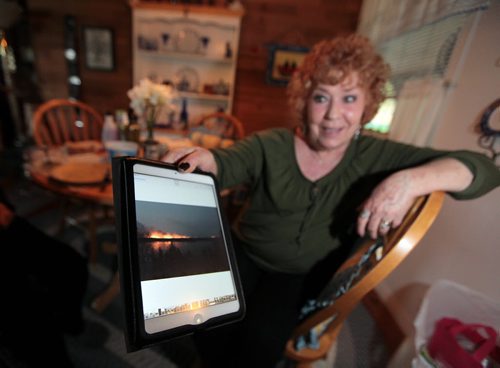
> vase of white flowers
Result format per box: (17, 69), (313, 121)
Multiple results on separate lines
(127, 78), (177, 143)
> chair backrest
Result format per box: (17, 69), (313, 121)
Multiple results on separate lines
(33, 99), (103, 147)
(285, 191), (445, 366)
(191, 112), (245, 140)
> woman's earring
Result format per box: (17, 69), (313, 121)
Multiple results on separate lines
(354, 126), (362, 140)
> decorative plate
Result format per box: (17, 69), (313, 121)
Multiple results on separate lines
(173, 28), (201, 54)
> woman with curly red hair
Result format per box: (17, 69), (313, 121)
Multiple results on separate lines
(164, 34), (499, 367)
(288, 34), (389, 127)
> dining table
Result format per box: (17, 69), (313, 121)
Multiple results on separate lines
(25, 144), (112, 254)
(24, 130), (196, 312)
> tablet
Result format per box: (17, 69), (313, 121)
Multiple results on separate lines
(112, 157), (245, 352)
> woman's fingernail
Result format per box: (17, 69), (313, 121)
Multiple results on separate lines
(179, 162), (190, 171)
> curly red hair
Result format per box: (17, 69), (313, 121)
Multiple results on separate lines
(287, 34), (390, 126)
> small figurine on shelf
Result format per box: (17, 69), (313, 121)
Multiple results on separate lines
(225, 41), (233, 59)
(177, 76), (190, 92)
(161, 33), (170, 50)
(200, 36), (210, 54)
(213, 79), (230, 95)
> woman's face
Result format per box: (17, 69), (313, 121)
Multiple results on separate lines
(305, 72), (367, 152)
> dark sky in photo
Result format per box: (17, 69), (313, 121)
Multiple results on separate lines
(136, 200), (222, 238)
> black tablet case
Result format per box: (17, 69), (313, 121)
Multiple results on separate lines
(112, 157), (245, 352)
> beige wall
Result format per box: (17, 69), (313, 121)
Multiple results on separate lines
(377, 0), (500, 335)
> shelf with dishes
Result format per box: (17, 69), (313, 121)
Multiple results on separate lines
(136, 20), (237, 64)
(169, 66), (231, 103)
(137, 48), (234, 64)
(138, 64), (232, 105)
(132, 3), (242, 116)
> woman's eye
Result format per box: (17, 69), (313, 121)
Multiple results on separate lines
(312, 94), (328, 103)
(344, 95), (357, 103)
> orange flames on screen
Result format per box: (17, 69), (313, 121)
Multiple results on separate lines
(146, 230), (190, 240)
(145, 230), (190, 252)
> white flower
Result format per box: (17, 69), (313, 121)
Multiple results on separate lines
(127, 78), (177, 118)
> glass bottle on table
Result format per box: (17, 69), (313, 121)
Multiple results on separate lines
(179, 98), (189, 130)
(101, 112), (119, 142)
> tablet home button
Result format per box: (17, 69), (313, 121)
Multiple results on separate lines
(194, 314), (203, 324)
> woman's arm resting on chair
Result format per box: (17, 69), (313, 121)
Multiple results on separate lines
(358, 158), (473, 239)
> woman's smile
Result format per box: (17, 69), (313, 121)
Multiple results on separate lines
(306, 73), (366, 152)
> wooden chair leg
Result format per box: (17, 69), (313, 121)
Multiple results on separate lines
(91, 272), (120, 313)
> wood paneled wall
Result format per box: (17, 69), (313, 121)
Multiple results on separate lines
(26, 0), (361, 135)
(27, 0), (133, 116)
(234, 0), (362, 133)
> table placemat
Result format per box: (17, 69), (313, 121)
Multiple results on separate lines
(50, 162), (109, 185)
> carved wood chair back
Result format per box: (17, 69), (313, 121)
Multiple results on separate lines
(285, 191), (445, 367)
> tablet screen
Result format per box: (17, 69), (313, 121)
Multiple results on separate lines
(132, 163), (240, 335)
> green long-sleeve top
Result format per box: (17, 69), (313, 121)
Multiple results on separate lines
(212, 128), (500, 274)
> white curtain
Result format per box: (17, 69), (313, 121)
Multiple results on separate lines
(388, 77), (446, 146)
(358, 0), (490, 45)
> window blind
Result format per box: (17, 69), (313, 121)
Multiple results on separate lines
(360, 1), (490, 135)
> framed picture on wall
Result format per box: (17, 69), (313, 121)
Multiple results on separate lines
(266, 44), (309, 86)
(83, 27), (115, 71)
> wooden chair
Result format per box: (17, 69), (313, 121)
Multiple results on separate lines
(30, 99), (105, 263)
(33, 99), (103, 146)
(285, 191), (445, 367)
(191, 111), (245, 140)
